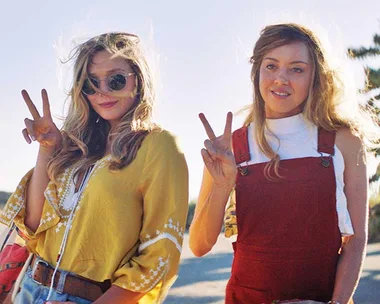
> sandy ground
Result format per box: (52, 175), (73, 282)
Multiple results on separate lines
(165, 234), (380, 304)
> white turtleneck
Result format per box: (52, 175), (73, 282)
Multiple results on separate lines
(239, 114), (354, 236)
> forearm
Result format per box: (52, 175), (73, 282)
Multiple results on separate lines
(94, 285), (144, 304)
(189, 182), (232, 257)
(331, 236), (367, 303)
(25, 146), (54, 232)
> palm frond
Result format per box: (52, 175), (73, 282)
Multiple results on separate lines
(348, 47), (380, 59)
(374, 34), (380, 46)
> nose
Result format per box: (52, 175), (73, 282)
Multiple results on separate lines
(274, 68), (289, 85)
(97, 79), (111, 94)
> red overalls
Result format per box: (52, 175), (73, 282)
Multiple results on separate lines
(225, 126), (342, 304)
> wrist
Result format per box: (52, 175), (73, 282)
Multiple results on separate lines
(212, 180), (235, 193)
(39, 144), (58, 156)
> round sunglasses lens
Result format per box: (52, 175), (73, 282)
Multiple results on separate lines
(82, 79), (96, 95)
(108, 74), (127, 91)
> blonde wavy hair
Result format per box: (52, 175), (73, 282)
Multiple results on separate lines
(244, 23), (379, 178)
(48, 32), (157, 180)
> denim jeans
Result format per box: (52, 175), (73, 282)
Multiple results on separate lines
(14, 265), (93, 304)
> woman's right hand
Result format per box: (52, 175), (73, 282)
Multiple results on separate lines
(199, 112), (237, 188)
(22, 89), (62, 152)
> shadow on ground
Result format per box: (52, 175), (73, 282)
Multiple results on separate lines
(174, 253), (232, 287)
(165, 295), (224, 304)
(353, 269), (380, 304)
(165, 252), (233, 304)
(366, 249), (380, 257)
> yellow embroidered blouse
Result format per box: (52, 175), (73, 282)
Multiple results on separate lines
(0, 129), (189, 303)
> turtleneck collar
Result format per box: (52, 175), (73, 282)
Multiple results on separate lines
(265, 113), (310, 136)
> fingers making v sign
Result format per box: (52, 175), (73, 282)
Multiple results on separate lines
(21, 89), (62, 150)
(199, 112), (237, 188)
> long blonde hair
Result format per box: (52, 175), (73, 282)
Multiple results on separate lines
(245, 23), (379, 177)
(48, 32), (156, 180)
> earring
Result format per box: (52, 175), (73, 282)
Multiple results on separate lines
(96, 116), (100, 123)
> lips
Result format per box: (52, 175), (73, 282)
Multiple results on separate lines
(99, 101), (118, 108)
(271, 90), (291, 98)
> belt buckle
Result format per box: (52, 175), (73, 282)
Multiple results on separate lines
(32, 259), (50, 285)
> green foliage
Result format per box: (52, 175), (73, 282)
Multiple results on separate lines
(186, 200), (196, 230)
(348, 31), (380, 95)
(366, 67), (380, 90)
(348, 30), (380, 163)
(349, 27), (380, 241)
(348, 33), (380, 59)
(369, 204), (380, 243)
(348, 47), (380, 59)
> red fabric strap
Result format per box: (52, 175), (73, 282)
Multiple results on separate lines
(317, 128), (336, 155)
(232, 126), (250, 163)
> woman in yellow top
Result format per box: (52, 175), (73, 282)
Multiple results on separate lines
(0, 32), (188, 304)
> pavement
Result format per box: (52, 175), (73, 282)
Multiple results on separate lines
(165, 234), (380, 304)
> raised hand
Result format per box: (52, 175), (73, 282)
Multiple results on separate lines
(199, 112), (237, 188)
(21, 89), (62, 151)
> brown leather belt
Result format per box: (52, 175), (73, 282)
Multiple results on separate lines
(31, 256), (111, 301)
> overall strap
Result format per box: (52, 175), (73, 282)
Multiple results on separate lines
(232, 126), (251, 164)
(317, 127), (336, 155)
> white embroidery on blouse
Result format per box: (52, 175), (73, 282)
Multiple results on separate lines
(139, 218), (184, 254)
(44, 155), (111, 229)
(0, 155), (112, 229)
(64, 156), (110, 224)
(39, 212), (57, 226)
(122, 256), (170, 293)
(0, 174), (30, 225)
(139, 232), (182, 253)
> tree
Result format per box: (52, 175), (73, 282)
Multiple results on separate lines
(348, 30), (380, 241)
(348, 33), (380, 100)
(348, 31), (380, 182)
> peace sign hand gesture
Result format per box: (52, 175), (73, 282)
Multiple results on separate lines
(21, 89), (62, 152)
(199, 112), (237, 188)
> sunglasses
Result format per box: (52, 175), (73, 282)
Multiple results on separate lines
(81, 73), (135, 95)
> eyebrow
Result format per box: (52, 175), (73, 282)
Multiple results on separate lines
(263, 57), (309, 65)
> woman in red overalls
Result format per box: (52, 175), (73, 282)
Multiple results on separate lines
(189, 23), (377, 304)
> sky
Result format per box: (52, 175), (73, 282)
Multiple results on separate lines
(0, 0), (379, 200)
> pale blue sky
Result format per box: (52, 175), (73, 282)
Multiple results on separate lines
(1, 0), (379, 199)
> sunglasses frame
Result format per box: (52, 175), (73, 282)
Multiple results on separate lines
(81, 72), (135, 96)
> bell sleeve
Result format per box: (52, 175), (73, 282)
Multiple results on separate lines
(0, 169), (61, 240)
(112, 130), (189, 301)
